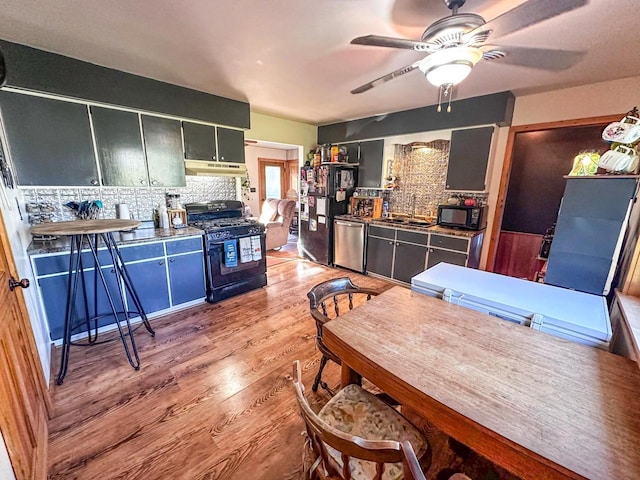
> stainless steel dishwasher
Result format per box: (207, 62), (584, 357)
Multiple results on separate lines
(333, 219), (366, 273)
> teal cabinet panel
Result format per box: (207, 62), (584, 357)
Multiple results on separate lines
(0, 91), (98, 186)
(446, 127), (493, 191)
(165, 237), (203, 256)
(358, 140), (384, 188)
(216, 127), (245, 163)
(118, 242), (165, 262)
(39, 268), (123, 341)
(366, 236), (394, 278)
(392, 242), (427, 284)
(91, 106), (148, 187)
(125, 259), (170, 314)
(183, 122), (216, 161)
(426, 248), (468, 269)
(141, 115), (186, 187)
(168, 253), (206, 305)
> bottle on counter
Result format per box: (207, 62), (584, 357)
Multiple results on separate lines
(382, 201), (389, 218)
(158, 206), (170, 229)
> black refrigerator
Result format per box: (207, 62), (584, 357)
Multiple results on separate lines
(299, 163), (358, 265)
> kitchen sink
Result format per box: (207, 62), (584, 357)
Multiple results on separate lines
(376, 218), (434, 227)
(406, 220), (434, 226)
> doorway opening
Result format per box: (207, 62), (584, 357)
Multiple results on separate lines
(245, 141), (301, 259)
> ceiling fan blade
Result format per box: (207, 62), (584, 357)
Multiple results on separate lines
(351, 62), (421, 94)
(351, 35), (435, 52)
(482, 45), (586, 71)
(465, 0), (588, 42)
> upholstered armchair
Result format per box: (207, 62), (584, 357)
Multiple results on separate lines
(259, 198), (296, 250)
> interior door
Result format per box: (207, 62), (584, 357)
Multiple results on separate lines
(0, 209), (49, 480)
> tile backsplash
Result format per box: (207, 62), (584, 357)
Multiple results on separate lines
(388, 141), (487, 218)
(21, 175), (237, 222)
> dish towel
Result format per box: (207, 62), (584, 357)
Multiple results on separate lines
(224, 239), (238, 267)
(239, 236), (253, 263)
(250, 235), (262, 261)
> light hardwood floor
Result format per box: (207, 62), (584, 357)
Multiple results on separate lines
(48, 256), (519, 480)
(47, 258), (390, 479)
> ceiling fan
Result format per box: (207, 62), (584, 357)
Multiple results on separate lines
(350, 0), (588, 109)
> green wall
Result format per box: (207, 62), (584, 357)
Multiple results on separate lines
(246, 112), (317, 153)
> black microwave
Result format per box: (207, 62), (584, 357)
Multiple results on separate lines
(437, 205), (487, 230)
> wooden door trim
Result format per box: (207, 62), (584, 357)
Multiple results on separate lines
(0, 210), (51, 413)
(486, 113), (624, 272)
(258, 158), (287, 203)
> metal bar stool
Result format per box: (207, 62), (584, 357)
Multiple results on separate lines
(31, 219), (155, 384)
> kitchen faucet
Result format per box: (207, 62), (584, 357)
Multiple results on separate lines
(408, 192), (416, 219)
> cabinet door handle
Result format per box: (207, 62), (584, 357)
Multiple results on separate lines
(110, 269), (115, 273)
(140, 179), (146, 185)
(90, 179), (99, 186)
(429, 248), (434, 253)
(212, 155), (216, 161)
(220, 156), (225, 161)
(169, 258), (175, 263)
(388, 241), (394, 245)
(158, 261), (164, 265)
(151, 180), (158, 186)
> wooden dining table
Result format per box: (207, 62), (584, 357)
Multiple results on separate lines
(322, 286), (640, 480)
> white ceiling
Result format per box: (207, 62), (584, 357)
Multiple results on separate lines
(0, 0), (637, 125)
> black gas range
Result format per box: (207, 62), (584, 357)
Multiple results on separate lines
(185, 201), (267, 303)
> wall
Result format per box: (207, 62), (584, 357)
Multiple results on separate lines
(245, 112), (317, 153)
(483, 74), (640, 270)
(243, 146), (288, 217)
(0, 431), (15, 480)
(512, 75), (640, 126)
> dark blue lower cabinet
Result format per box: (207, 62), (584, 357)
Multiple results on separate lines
(39, 267), (123, 341)
(125, 259), (170, 315)
(167, 252), (206, 305)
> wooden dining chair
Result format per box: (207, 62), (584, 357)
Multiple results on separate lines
(307, 277), (381, 392)
(293, 360), (432, 480)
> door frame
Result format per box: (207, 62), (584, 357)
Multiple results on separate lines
(486, 113), (624, 272)
(257, 158), (288, 204)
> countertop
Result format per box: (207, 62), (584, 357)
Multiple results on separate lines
(28, 226), (204, 255)
(334, 214), (484, 238)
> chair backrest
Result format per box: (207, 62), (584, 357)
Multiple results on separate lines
(307, 277), (380, 324)
(277, 198), (296, 223)
(308, 277), (381, 351)
(292, 360), (426, 480)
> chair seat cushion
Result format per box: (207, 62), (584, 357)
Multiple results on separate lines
(318, 384), (428, 480)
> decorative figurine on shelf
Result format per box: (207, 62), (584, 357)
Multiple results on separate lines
(598, 107), (640, 174)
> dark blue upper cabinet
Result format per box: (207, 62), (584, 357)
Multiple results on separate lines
(141, 115), (186, 188)
(445, 126), (494, 191)
(183, 122), (216, 161)
(0, 91), (98, 186)
(358, 140), (384, 188)
(217, 127), (245, 164)
(91, 107), (148, 187)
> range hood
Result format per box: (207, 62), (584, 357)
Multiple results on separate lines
(184, 160), (247, 177)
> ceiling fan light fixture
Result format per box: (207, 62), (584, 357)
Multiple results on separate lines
(418, 46), (482, 87)
(426, 61), (473, 86)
